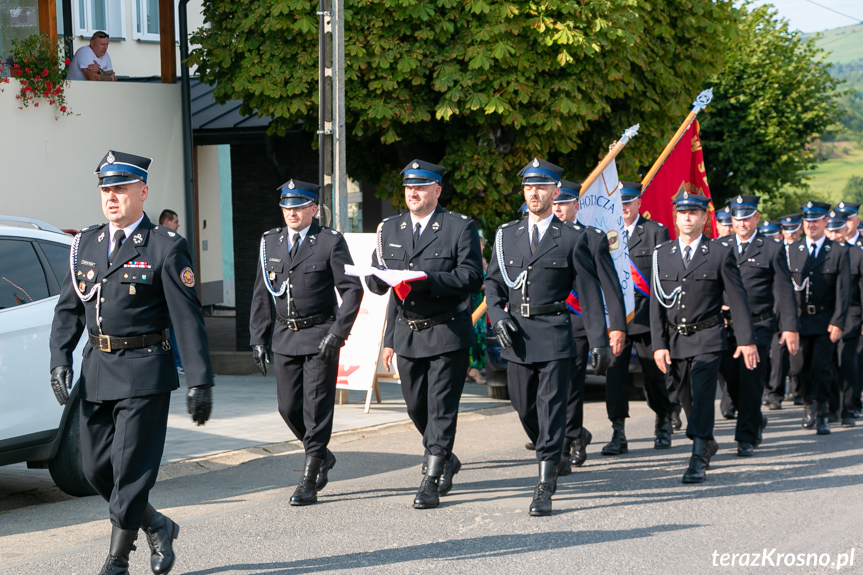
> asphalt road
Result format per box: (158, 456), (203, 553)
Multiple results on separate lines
(2, 400), (863, 574)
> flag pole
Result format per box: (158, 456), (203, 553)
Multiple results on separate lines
(578, 124), (640, 196)
(640, 88), (713, 191)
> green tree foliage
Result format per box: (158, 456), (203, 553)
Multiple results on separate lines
(189, 0), (737, 225)
(843, 175), (863, 204)
(698, 6), (842, 205)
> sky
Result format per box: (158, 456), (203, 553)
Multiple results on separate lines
(748, 0), (863, 33)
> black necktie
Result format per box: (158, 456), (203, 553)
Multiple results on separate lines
(624, 229), (630, 241)
(739, 241), (749, 255)
(290, 233), (300, 259)
(108, 230), (125, 266)
(810, 244), (816, 258)
(413, 223), (421, 248)
(683, 245), (691, 269)
(530, 225), (539, 255)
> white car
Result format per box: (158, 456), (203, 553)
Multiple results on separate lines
(0, 216), (94, 496)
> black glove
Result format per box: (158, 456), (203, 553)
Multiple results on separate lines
(590, 346), (613, 376)
(187, 386), (213, 426)
(317, 333), (345, 364)
(50, 366), (73, 406)
(252, 344), (271, 377)
(493, 318), (518, 349)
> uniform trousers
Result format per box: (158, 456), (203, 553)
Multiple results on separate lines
(667, 352), (722, 440)
(80, 392), (171, 530)
(274, 352), (338, 460)
(605, 331), (672, 420)
(719, 342), (769, 444)
(831, 336), (859, 418)
(508, 358), (570, 464)
(791, 334), (835, 404)
(765, 332), (791, 403)
(564, 336), (588, 439)
(397, 349), (469, 458)
(856, 337), (863, 411)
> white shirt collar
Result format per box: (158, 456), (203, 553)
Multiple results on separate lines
(849, 231), (860, 246)
(287, 224), (312, 249)
(410, 211), (435, 236)
(624, 220), (637, 239)
(108, 213), (145, 254)
(678, 234), (703, 257)
(736, 231), (757, 246)
(528, 213), (554, 242)
(806, 234), (826, 254)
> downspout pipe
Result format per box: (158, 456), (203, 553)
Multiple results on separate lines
(179, 0), (197, 267)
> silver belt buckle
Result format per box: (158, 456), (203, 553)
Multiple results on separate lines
(98, 334), (112, 352)
(406, 319), (419, 331)
(520, 303), (531, 317)
(287, 319), (300, 331)
(807, 304), (817, 315)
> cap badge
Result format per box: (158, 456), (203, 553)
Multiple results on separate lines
(840, 202), (845, 208)
(288, 180), (295, 190)
(737, 195), (743, 203)
(807, 201), (813, 208)
(133, 233), (143, 245)
(106, 151), (115, 164)
(532, 159), (540, 167)
(785, 217), (791, 222)
(412, 162), (419, 169)
(683, 191), (689, 199)
(97, 232), (105, 243)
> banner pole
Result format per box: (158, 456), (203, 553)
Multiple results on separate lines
(640, 88), (714, 191)
(579, 124), (640, 196)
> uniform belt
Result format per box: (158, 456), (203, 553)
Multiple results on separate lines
(725, 309), (775, 330)
(398, 302), (468, 331)
(511, 301), (567, 318)
(669, 314), (724, 336)
(804, 304), (828, 315)
(275, 310), (335, 331)
(88, 329), (170, 353)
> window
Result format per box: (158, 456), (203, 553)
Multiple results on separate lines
(74, 0), (124, 39)
(0, 240), (50, 309)
(132, 0), (180, 42)
(38, 241), (72, 286)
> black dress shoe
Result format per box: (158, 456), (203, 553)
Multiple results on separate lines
(793, 396), (804, 406)
(414, 455), (445, 509)
(421, 453), (428, 475)
(525, 441), (536, 450)
(571, 429), (592, 467)
(654, 414), (672, 450)
(722, 410), (737, 420)
(316, 449), (337, 491)
(438, 453), (461, 496)
(841, 417), (856, 428)
(601, 419), (628, 455)
(671, 404), (683, 431)
(529, 461), (557, 517)
(98, 526), (138, 575)
(682, 438), (710, 484)
(290, 455), (323, 506)
(737, 442), (755, 457)
(816, 404), (831, 435)
(142, 506), (179, 575)
(767, 400), (782, 411)
(802, 403), (816, 429)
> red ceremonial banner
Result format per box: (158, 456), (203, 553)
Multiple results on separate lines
(640, 120), (716, 240)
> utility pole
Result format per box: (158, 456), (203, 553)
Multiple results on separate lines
(318, 0), (347, 231)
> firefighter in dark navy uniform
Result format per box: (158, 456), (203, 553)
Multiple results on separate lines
(366, 160), (483, 510)
(833, 202), (863, 417)
(602, 182), (675, 456)
(550, 179), (626, 471)
(650, 189), (758, 484)
(788, 201), (851, 434)
(49, 150), (213, 575)
(249, 179), (363, 506)
(485, 158), (611, 516)
(715, 206), (733, 238)
(716, 195), (799, 457)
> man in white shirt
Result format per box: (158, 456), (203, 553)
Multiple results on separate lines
(67, 31), (116, 82)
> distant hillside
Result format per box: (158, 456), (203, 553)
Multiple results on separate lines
(806, 23), (863, 65)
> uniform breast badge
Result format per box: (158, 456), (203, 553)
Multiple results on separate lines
(129, 284), (137, 295)
(269, 272), (276, 281)
(86, 269), (95, 280)
(78, 281), (86, 293)
(180, 267), (196, 288)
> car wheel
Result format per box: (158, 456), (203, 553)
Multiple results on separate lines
(49, 397), (98, 497)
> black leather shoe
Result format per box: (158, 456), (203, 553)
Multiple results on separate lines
(671, 404), (683, 430)
(654, 413), (672, 450)
(529, 461), (558, 517)
(290, 455), (323, 506)
(525, 441), (536, 450)
(438, 453), (461, 496)
(414, 455), (445, 509)
(737, 442), (755, 457)
(802, 403), (816, 429)
(722, 409), (737, 420)
(421, 453), (428, 474)
(98, 526), (138, 575)
(767, 400), (782, 411)
(571, 429), (592, 467)
(816, 403), (831, 435)
(601, 419), (628, 455)
(682, 438), (710, 484)
(142, 506), (179, 575)
(793, 396), (804, 406)
(841, 417), (856, 428)
(558, 439), (573, 476)
(316, 449), (337, 491)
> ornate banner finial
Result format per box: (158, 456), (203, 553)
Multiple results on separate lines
(692, 88), (714, 112)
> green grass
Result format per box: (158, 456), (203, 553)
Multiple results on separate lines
(808, 24), (863, 65)
(803, 140), (863, 200)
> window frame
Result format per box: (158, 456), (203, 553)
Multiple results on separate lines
(73, 0), (126, 41)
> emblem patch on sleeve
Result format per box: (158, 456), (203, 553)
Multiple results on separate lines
(180, 267), (196, 288)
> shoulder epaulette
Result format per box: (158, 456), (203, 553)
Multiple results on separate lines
(262, 227), (282, 237)
(772, 238), (781, 243)
(720, 241), (730, 248)
(445, 211), (470, 221)
(79, 223), (105, 234)
(383, 215), (399, 223)
(499, 220), (518, 229)
(152, 225), (182, 240)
